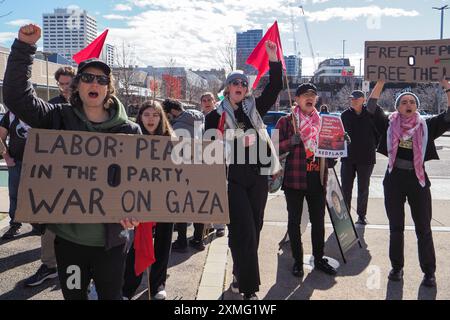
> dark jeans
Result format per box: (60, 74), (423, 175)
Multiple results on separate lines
(227, 165), (268, 295)
(175, 223), (204, 245)
(7, 161), (22, 227)
(123, 223), (174, 298)
(341, 162), (374, 218)
(54, 236), (126, 300)
(383, 168), (436, 275)
(284, 187), (326, 263)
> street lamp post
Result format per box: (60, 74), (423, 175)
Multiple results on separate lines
(40, 52), (51, 101)
(432, 5), (449, 114)
(342, 40), (346, 59)
(433, 5), (449, 39)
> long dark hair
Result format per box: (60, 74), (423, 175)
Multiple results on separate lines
(137, 100), (174, 137)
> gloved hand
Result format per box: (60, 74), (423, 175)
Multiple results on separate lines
(344, 132), (351, 145)
(290, 133), (301, 146)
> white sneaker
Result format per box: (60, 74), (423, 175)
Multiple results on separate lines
(87, 281), (98, 300)
(153, 290), (167, 300)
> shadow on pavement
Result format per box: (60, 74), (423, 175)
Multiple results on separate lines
(0, 277), (60, 300)
(264, 226), (372, 300)
(0, 248), (40, 274)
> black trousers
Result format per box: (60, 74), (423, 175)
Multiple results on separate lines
(175, 222), (204, 245)
(122, 223), (174, 298)
(284, 187), (326, 264)
(341, 162), (374, 218)
(54, 236), (126, 300)
(227, 165), (268, 295)
(383, 168), (436, 275)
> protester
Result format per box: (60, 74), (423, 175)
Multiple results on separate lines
(162, 98), (206, 252)
(3, 24), (141, 300)
(319, 104), (329, 115)
(275, 83), (338, 279)
(367, 79), (450, 288)
(24, 66), (76, 287)
(122, 101), (175, 300)
(49, 66), (76, 104)
(200, 92), (217, 116)
(340, 90), (379, 225)
(0, 111), (30, 240)
(205, 40), (282, 300)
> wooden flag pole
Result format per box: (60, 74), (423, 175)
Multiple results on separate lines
(284, 71), (298, 134)
(147, 267), (152, 300)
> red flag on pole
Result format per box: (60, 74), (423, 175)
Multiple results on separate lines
(73, 29), (109, 64)
(246, 21), (286, 89)
(134, 222), (156, 276)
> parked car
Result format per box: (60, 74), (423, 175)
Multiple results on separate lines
(263, 111), (288, 136)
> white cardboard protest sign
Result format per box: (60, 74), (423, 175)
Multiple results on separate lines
(15, 129), (230, 224)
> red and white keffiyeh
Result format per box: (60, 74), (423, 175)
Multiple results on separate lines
(294, 106), (321, 158)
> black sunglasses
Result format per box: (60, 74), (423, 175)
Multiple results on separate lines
(231, 79), (248, 88)
(79, 73), (110, 86)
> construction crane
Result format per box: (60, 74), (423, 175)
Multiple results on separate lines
(290, 8), (299, 57)
(299, 5), (317, 71)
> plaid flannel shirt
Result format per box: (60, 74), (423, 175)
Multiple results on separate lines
(276, 114), (328, 191)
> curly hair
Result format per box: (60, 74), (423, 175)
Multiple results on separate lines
(54, 66), (76, 82)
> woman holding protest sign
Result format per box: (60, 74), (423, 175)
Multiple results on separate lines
(204, 40), (282, 300)
(367, 78), (450, 288)
(3, 24), (141, 300)
(122, 101), (175, 300)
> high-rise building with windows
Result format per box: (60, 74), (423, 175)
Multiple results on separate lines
(101, 44), (115, 67)
(236, 29), (262, 75)
(284, 55), (302, 78)
(43, 8), (97, 65)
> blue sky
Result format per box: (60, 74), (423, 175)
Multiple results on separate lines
(0, 0), (449, 75)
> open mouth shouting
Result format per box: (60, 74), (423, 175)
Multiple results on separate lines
(88, 91), (99, 99)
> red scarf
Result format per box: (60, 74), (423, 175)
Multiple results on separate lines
(388, 111), (426, 187)
(295, 106), (321, 158)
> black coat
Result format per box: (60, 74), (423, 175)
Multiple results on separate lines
(367, 98), (450, 162)
(341, 106), (380, 165)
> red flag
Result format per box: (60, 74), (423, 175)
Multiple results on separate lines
(134, 222), (156, 276)
(246, 21), (286, 89)
(73, 29), (109, 64)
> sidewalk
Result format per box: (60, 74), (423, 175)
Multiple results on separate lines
(1, 181), (450, 300)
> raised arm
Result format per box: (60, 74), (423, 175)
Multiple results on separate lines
(3, 24), (64, 128)
(255, 41), (283, 117)
(367, 80), (385, 114)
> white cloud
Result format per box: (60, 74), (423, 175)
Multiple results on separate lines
(103, 14), (131, 20)
(114, 4), (133, 11)
(6, 19), (33, 27)
(104, 1), (421, 73)
(0, 32), (16, 45)
(304, 6), (419, 22)
(67, 4), (81, 10)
